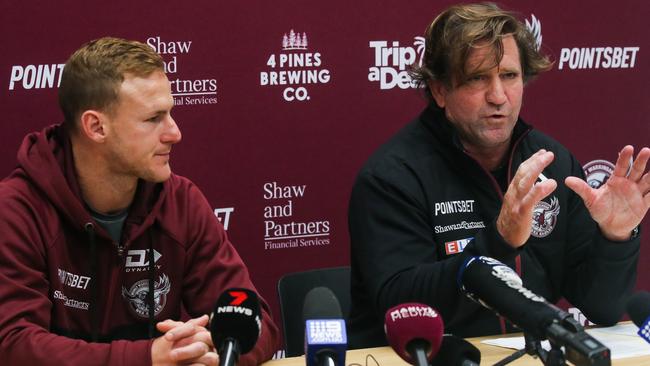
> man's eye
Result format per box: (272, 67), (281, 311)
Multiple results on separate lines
(502, 72), (519, 79)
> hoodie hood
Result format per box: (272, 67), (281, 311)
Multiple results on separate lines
(15, 123), (165, 239)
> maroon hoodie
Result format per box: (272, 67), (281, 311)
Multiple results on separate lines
(0, 124), (280, 365)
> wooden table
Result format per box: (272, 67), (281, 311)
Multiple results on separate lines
(262, 333), (650, 365)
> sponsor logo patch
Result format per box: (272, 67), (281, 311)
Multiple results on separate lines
(53, 290), (90, 311)
(58, 268), (91, 290)
(434, 221), (485, 234)
(531, 196), (560, 238)
(444, 237), (473, 255)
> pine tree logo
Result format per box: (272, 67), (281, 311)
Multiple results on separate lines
(282, 29), (308, 50)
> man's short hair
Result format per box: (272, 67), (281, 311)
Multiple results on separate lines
(58, 37), (165, 132)
(411, 2), (552, 98)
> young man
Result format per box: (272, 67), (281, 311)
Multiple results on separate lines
(0, 37), (279, 365)
(348, 3), (650, 348)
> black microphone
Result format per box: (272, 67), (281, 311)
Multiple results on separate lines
(458, 256), (610, 365)
(302, 287), (347, 366)
(210, 288), (262, 366)
(431, 335), (480, 366)
(626, 291), (650, 344)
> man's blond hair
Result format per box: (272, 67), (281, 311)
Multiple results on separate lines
(58, 37), (164, 132)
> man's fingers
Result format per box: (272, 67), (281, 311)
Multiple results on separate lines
(642, 173), (650, 195)
(186, 351), (219, 366)
(512, 150), (554, 198)
(188, 314), (210, 327)
(628, 147), (650, 182)
(157, 314), (210, 335)
(170, 341), (210, 362)
(565, 176), (592, 204)
(612, 145), (634, 178)
(157, 319), (184, 333)
(165, 321), (201, 341)
(193, 329), (214, 348)
(525, 179), (557, 206)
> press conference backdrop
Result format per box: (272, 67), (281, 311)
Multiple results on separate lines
(2, 0), (648, 342)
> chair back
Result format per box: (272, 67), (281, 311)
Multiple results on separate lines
(277, 266), (351, 357)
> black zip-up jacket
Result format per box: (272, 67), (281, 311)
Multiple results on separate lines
(348, 104), (640, 348)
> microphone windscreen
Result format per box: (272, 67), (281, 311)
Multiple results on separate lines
(303, 287), (347, 366)
(457, 256), (569, 338)
(627, 291), (650, 328)
(302, 286), (342, 323)
(210, 288), (261, 354)
(431, 335), (480, 366)
(384, 303), (444, 364)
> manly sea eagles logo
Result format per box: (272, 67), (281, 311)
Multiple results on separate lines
(122, 274), (171, 318)
(583, 159), (615, 189)
(525, 14), (543, 52)
(531, 196), (560, 238)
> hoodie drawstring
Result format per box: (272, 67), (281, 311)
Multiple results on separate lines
(147, 229), (155, 338)
(85, 223), (99, 342)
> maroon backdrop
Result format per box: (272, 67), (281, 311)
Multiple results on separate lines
(2, 0), (648, 348)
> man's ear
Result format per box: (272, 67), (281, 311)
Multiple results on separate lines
(429, 80), (448, 109)
(79, 110), (108, 143)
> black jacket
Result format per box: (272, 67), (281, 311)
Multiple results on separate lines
(348, 104), (639, 348)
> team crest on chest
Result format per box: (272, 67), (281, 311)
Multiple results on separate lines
(531, 196), (560, 238)
(122, 274), (171, 318)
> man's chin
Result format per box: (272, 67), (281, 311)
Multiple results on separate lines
(142, 169), (172, 183)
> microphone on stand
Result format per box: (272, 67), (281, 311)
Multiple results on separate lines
(458, 256), (610, 366)
(303, 287), (347, 366)
(210, 288), (262, 366)
(431, 335), (480, 366)
(384, 302), (444, 366)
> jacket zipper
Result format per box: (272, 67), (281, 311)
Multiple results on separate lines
(462, 128), (531, 335)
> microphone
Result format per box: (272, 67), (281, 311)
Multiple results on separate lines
(303, 287), (347, 366)
(384, 302), (444, 366)
(626, 291), (650, 344)
(431, 335), (480, 366)
(458, 256), (610, 365)
(210, 288), (262, 366)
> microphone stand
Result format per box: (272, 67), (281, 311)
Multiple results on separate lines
(493, 333), (566, 366)
(406, 339), (431, 366)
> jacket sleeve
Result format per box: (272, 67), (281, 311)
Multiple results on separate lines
(0, 189), (154, 366)
(181, 183), (281, 366)
(349, 169), (518, 323)
(560, 156), (640, 325)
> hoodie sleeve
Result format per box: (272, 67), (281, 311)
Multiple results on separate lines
(181, 183), (281, 365)
(0, 186), (154, 366)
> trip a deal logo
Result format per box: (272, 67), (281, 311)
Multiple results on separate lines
(260, 29), (331, 102)
(368, 36), (425, 90)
